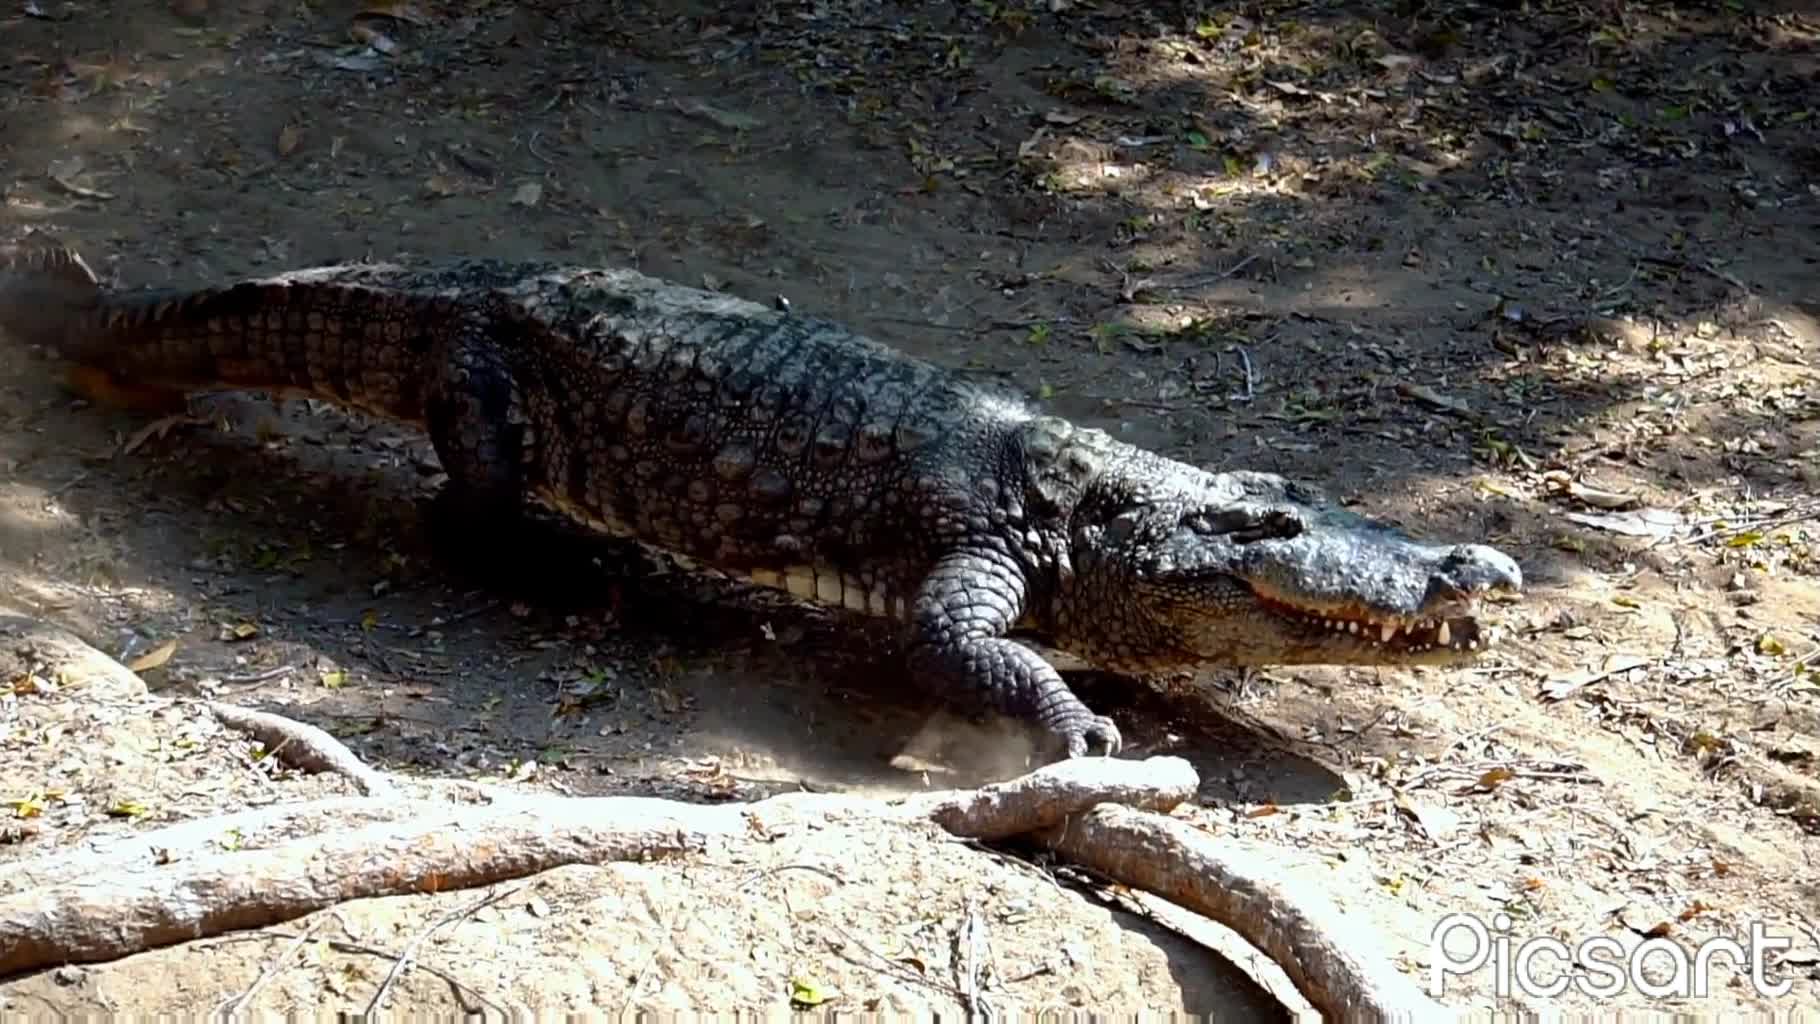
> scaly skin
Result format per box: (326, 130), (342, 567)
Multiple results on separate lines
(0, 235), (1524, 759)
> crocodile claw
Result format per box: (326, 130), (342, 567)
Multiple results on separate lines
(1059, 713), (1123, 759)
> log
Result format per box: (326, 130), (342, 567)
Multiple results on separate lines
(1040, 803), (1447, 1024)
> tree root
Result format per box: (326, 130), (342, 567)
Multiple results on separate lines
(205, 700), (398, 797)
(4, 616), (1446, 1020)
(1040, 804), (1446, 1023)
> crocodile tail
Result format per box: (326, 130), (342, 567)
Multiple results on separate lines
(0, 231), (104, 350)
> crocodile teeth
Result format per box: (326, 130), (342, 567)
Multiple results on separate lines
(1381, 622), (1399, 643)
(1436, 621), (1453, 646)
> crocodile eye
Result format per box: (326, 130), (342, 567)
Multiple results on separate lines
(1192, 506), (1304, 543)
(1237, 509), (1304, 542)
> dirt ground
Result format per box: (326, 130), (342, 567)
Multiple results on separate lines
(2, 0), (1818, 1016)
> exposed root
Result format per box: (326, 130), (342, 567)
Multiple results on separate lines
(0, 795), (737, 978)
(205, 700), (399, 797)
(1040, 804), (1446, 1023)
(2, 615), (1445, 1021)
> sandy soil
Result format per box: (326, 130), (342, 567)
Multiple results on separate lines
(2, 0), (1817, 1016)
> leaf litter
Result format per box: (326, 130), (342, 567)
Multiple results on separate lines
(1, 0), (1818, 1016)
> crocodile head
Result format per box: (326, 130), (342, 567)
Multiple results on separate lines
(1055, 462), (1524, 675)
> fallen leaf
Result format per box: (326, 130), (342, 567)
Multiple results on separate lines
(1397, 381), (1471, 415)
(277, 122), (304, 157)
(47, 157), (115, 200)
(127, 640), (177, 673)
(348, 23), (398, 54)
(10, 795), (46, 819)
(789, 976), (832, 1008)
(675, 99), (762, 132)
(1540, 654), (1651, 701)
(122, 413), (203, 455)
(423, 174), (462, 197)
(107, 799), (152, 819)
(1393, 789), (1460, 841)
(318, 52), (388, 72)
(510, 182), (543, 207)
(358, 0), (430, 23)
(1562, 508), (1684, 539)
(1475, 767), (1515, 790)
(1567, 482), (1639, 510)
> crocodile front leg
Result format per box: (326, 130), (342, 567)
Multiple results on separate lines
(906, 549), (1122, 758)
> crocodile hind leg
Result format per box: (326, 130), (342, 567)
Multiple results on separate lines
(63, 365), (191, 417)
(420, 334), (537, 590)
(906, 548), (1122, 759)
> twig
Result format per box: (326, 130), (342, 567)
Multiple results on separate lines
(1148, 253), (1259, 292)
(218, 665), (296, 686)
(525, 131), (554, 166)
(827, 925), (965, 998)
(1668, 500), (1820, 548)
(864, 314), (974, 333)
(48, 471), (89, 498)
(961, 898), (990, 1024)
(735, 863), (845, 891)
(216, 916), (329, 1019)
(1224, 345), (1256, 401)
(364, 884), (523, 1016)
(197, 932), (497, 1016)
(1637, 254), (1750, 294)
(437, 599), (500, 626)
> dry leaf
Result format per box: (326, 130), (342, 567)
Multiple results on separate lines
(277, 122), (304, 157)
(127, 640), (177, 674)
(359, 1), (431, 24)
(349, 23), (398, 54)
(122, 413), (202, 455)
(510, 182), (543, 207)
(47, 157), (115, 200)
(1562, 508), (1684, 539)
(1568, 482), (1638, 510)
(1475, 767), (1515, 790)
(1397, 381), (1471, 415)
(1540, 653), (1651, 701)
(675, 99), (762, 132)
(1393, 790), (1460, 841)
(424, 174), (461, 197)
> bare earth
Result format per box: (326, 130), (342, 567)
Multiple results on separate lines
(2, 0), (1818, 1017)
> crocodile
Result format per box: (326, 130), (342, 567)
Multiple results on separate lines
(0, 234), (1523, 758)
